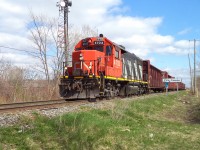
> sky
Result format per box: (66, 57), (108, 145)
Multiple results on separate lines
(0, 0), (200, 87)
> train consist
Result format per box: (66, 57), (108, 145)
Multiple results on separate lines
(59, 34), (185, 100)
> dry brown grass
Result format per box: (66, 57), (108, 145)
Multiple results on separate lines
(0, 58), (61, 104)
(0, 80), (59, 104)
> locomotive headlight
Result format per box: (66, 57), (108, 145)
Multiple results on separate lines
(80, 53), (84, 61)
(89, 61), (92, 70)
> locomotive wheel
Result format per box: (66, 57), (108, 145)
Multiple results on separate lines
(88, 98), (96, 102)
(106, 91), (111, 100)
(99, 96), (104, 100)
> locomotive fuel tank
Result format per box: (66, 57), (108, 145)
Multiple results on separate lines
(119, 84), (139, 96)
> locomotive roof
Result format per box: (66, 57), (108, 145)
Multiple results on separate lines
(112, 42), (143, 61)
(112, 42), (127, 53)
(88, 35), (143, 61)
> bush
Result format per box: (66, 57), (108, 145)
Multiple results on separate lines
(0, 59), (59, 104)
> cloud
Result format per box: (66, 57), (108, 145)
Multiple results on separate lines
(0, 0), (24, 14)
(0, 52), (38, 67)
(0, 0), (191, 79)
(0, 33), (31, 49)
(100, 16), (162, 38)
(178, 28), (191, 35)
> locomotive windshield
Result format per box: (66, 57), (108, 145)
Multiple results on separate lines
(94, 46), (103, 52)
(76, 45), (103, 52)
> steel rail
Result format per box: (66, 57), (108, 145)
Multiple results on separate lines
(0, 99), (68, 111)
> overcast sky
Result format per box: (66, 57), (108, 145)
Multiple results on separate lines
(0, 0), (200, 87)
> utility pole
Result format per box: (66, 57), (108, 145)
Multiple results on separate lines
(189, 39), (200, 95)
(188, 53), (193, 92)
(57, 0), (72, 67)
(194, 39), (196, 94)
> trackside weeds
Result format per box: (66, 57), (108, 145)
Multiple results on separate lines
(0, 91), (200, 149)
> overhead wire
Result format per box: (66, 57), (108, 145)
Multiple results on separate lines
(0, 45), (55, 57)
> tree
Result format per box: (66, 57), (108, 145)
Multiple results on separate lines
(29, 12), (52, 82)
(0, 57), (30, 103)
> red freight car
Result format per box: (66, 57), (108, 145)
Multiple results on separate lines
(143, 60), (164, 92)
(168, 82), (185, 91)
(165, 74), (185, 91)
(162, 71), (169, 79)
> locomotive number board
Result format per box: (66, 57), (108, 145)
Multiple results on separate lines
(94, 41), (104, 45)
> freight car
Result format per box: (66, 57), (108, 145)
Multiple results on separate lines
(143, 60), (165, 92)
(59, 34), (185, 100)
(167, 75), (186, 91)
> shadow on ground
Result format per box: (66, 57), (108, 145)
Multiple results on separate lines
(187, 98), (200, 124)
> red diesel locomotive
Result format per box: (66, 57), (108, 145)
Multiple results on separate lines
(59, 34), (185, 100)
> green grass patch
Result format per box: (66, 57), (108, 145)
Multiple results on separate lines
(1, 91), (200, 149)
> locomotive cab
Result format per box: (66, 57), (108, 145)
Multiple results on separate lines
(66, 34), (123, 78)
(70, 36), (105, 77)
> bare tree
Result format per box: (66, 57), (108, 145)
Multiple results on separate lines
(0, 58), (28, 103)
(29, 12), (53, 82)
(49, 18), (65, 80)
(0, 57), (11, 81)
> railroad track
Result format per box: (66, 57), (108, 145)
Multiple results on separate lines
(0, 99), (69, 111)
(0, 91), (178, 112)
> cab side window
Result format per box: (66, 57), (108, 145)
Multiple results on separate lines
(115, 50), (119, 59)
(115, 46), (120, 59)
(106, 45), (112, 56)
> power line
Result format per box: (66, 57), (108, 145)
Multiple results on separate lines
(0, 45), (39, 55)
(0, 45), (73, 59)
(0, 45), (55, 57)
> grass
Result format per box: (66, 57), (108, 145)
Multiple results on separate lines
(0, 91), (200, 149)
